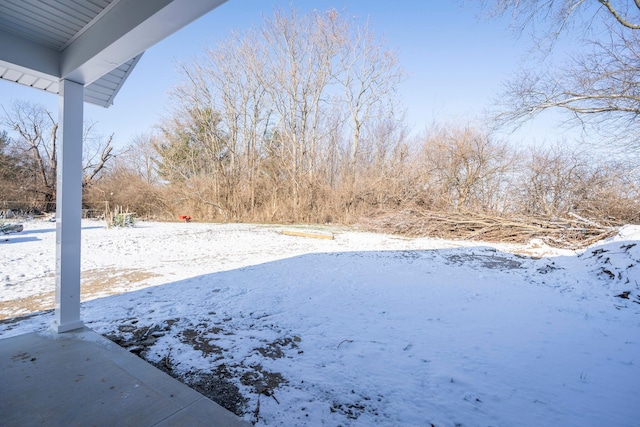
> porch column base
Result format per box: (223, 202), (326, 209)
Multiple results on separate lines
(53, 319), (84, 333)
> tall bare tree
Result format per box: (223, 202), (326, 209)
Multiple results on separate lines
(480, 0), (640, 149)
(334, 18), (404, 183)
(176, 25), (274, 215)
(256, 8), (343, 215)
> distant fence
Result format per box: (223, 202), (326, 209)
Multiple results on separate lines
(0, 201), (103, 219)
(0, 201), (43, 218)
(82, 209), (103, 219)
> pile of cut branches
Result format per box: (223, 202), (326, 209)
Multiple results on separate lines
(358, 209), (619, 249)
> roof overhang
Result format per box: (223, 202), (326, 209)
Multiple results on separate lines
(0, 0), (227, 107)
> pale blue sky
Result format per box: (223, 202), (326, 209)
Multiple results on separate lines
(0, 0), (572, 147)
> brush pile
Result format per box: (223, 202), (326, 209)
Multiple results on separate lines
(359, 209), (619, 249)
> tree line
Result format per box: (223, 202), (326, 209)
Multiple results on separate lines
(1, 5), (639, 227)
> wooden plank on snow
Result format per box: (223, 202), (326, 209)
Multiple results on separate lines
(282, 230), (334, 240)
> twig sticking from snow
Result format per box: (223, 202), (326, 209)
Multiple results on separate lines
(165, 349), (172, 370)
(252, 394), (260, 425)
(337, 339), (354, 349)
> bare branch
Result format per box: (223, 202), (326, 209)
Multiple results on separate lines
(83, 133), (115, 187)
(597, 0), (640, 29)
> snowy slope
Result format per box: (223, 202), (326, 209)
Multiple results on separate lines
(1, 219), (639, 426)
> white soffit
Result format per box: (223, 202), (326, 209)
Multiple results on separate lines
(0, 0), (227, 107)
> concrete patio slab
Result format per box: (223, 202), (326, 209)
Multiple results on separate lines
(0, 328), (251, 426)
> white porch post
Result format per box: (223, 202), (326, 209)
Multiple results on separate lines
(54, 79), (84, 333)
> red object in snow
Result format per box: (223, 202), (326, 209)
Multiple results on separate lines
(179, 215), (192, 223)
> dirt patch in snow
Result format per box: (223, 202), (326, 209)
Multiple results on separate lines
(103, 317), (301, 419)
(0, 268), (160, 320)
(0, 293), (54, 320)
(445, 251), (525, 270)
(105, 319), (248, 416)
(82, 267), (161, 294)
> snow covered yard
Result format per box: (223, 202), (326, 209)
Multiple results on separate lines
(1, 219), (639, 426)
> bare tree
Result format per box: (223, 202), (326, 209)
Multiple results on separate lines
(256, 8), (343, 216)
(480, 0), (640, 149)
(176, 25), (273, 215)
(334, 18), (404, 183)
(418, 125), (516, 212)
(82, 123), (115, 187)
(122, 132), (161, 186)
(2, 102), (58, 211)
(480, 0), (640, 40)
(516, 141), (640, 220)
(83, 132), (167, 220)
(1, 101), (117, 212)
(517, 143), (588, 216)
